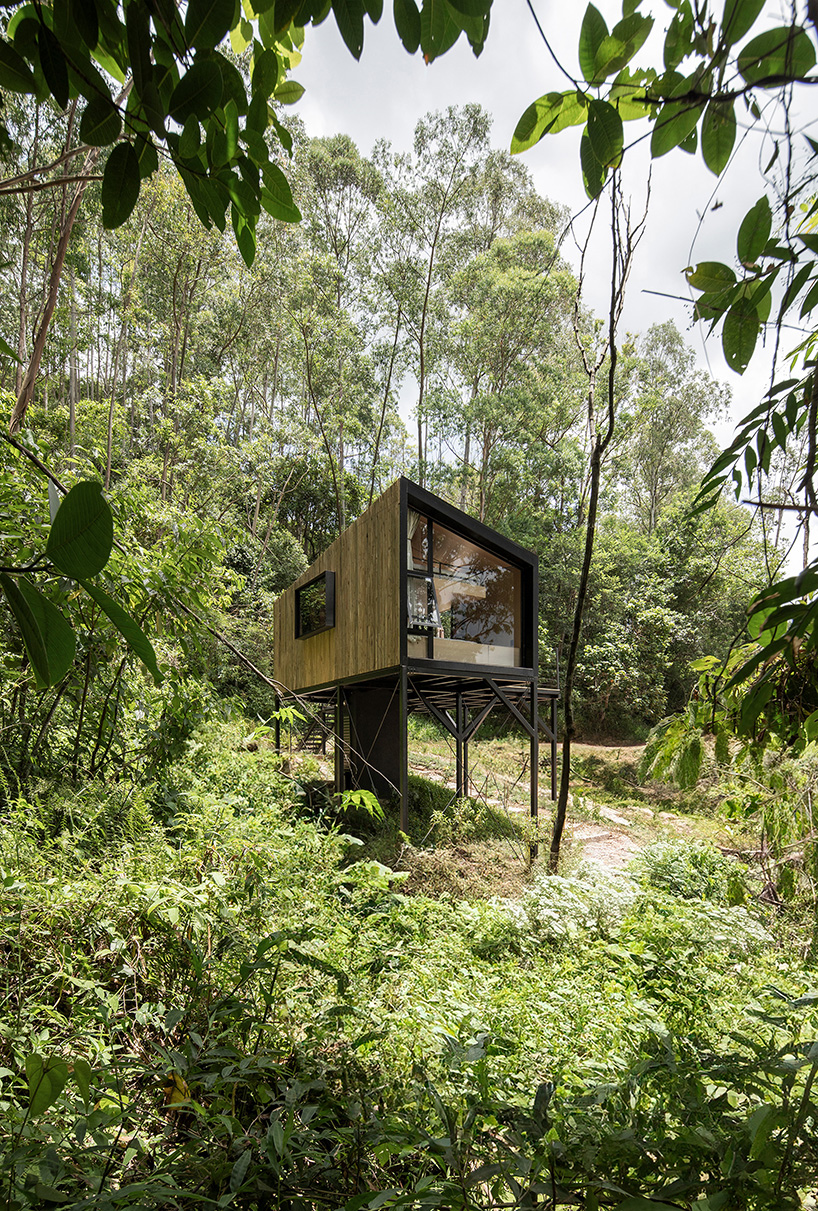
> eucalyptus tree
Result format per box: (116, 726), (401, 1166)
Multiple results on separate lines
(434, 227), (582, 519)
(615, 322), (728, 535)
(373, 104), (492, 484)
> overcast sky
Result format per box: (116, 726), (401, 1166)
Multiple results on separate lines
(292, 1), (810, 438)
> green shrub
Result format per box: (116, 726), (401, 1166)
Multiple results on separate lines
(631, 838), (743, 902)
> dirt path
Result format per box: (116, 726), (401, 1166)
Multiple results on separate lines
(414, 759), (698, 873)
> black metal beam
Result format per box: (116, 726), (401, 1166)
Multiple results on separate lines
(484, 678), (536, 740)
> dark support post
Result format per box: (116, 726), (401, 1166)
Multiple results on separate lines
(399, 670), (409, 834)
(463, 728), (470, 800)
(551, 697), (558, 801)
(530, 679), (539, 861)
(273, 692), (281, 755)
(455, 691), (464, 798)
(334, 687), (344, 796)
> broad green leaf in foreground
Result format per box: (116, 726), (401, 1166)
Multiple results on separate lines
(101, 141), (141, 229)
(737, 25), (816, 86)
(46, 480), (114, 578)
(701, 99), (736, 175)
(737, 195), (772, 264)
(79, 579), (163, 685)
(26, 1054), (70, 1116)
(0, 574), (76, 688)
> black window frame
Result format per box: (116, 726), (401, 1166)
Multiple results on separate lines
(295, 571), (336, 639)
(400, 479), (538, 671)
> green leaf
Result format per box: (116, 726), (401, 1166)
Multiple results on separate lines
(0, 575), (76, 688)
(0, 574), (49, 688)
(771, 409), (788, 449)
(587, 98), (623, 167)
(332, 0), (365, 57)
(38, 24), (69, 109)
(650, 91), (704, 158)
(232, 205), (256, 267)
(79, 95), (122, 146)
(274, 78), (305, 104)
(102, 141), (141, 228)
(394, 0), (421, 51)
(169, 59), (223, 122)
(685, 261), (736, 293)
(26, 1055), (70, 1117)
(420, 0), (460, 62)
(580, 127), (606, 198)
(73, 1058), (92, 1106)
(0, 38), (37, 93)
(260, 160), (301, 221)
(230, 1149), (252, 1194)
(46, 480), (114, 578)
(0, 332), (22, 362)
(443, 0), (482, 45)
(701, 99), (735, 175)
(79, 580), (163, 685)
(71, 0), (99, 51)
(723, 299), (759, 373)
(445, 0), (490, 13)
(205, 48), (238, 106)
(179, 165), (226, 228)
(738, 26), (816, 86)
(511, 91), (586, 153)
(722, 0), (765, 46)
(591, 12), (653, 84)
(185, 0), (235, 50)
(578, 4), (608, 82)
(230, 16), (253, 52)
(179, 114), (201, 158)
(135, 134), (159, 178)
(251, 46), (279, 95)
(610, 67), (657, 120)
(125, 0), (152, 96)
(663, 0), (693, 69)
(737, 195), (772, 264)
(224, 98), (239, 159)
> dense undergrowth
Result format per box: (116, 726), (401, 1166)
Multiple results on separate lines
(2, 722), (818, 1209)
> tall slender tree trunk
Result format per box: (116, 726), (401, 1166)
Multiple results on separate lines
(15, 110), (38, 396)
(10, 81), (132, 434)
(549, 179), (647, 872)
(68, 266), (78, 457)
(106, 213), (148, 488)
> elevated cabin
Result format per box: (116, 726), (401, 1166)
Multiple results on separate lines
(274, 478), (558, 830)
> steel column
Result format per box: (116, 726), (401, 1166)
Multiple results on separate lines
(530, 677), (539, 860)
(551, 696), (558, 801)
(334, 686), (344, 796)
(400, 668), (409, 834)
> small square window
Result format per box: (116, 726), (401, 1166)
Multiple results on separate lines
(296, 571), (335, 639)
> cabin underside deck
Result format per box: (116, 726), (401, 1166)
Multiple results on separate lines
(275, 666), (560, 833)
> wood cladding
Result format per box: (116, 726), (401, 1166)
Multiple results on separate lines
(274, 479), (402, 693)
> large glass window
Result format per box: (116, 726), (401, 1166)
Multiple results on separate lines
(405, 513), (522, 666)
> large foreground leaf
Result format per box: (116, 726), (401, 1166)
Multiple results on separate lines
(0, 574), (76, 688)
(46, 480), (114, 578)
(80, 580), (163, 685)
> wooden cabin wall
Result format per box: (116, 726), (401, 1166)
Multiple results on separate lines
(274, 478), (402, 693)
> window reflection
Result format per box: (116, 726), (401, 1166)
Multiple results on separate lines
(405, 513), (522, 667)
